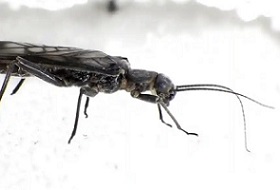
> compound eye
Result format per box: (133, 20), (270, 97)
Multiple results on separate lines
(169, 90), (176, 100)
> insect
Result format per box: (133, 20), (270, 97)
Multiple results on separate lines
(0, 41), (273, 151)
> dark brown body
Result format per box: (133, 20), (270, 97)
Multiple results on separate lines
(0, 41), (193, 144)
(0, 41), (161, 96)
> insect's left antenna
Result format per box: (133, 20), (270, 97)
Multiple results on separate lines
(0, 61), (16, 102)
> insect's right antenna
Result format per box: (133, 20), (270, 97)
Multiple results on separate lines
(176, 84), (274, 109)
(175, 84), (274, 152)
(0, 61), (16, 102)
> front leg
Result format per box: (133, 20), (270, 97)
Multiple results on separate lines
(130, 90), (173, 127)
(130, 90), (159, 103)
(131, 90), (174, 127)
(130, 90), (198, 136)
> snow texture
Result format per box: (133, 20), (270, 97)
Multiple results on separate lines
(0, 1), (279, 190)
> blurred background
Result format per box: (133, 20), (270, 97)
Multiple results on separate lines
(0, 0), (279, 189)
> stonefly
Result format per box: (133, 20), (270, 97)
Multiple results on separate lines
(0, 41), (273, 151)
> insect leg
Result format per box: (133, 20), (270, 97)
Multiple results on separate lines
(131, 92), (198, 136)
(68, 89), (84, 144)
(14, 57), (94, 143)
(84, 97), (90, 118)
(16, 56), (65, 86)
(11, 78), (25, 95)
(158, 101), (198, 136)
(0, 61), (16, 102)
(132, 93), (159, 103)
(157, 104), (172, 127)
(68, 87), (98, 144)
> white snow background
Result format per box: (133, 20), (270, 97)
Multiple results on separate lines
(0, 0), (279, 189)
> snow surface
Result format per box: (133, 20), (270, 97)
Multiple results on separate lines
(2, 0), (280, 31)
(0, 1), (279, 190)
